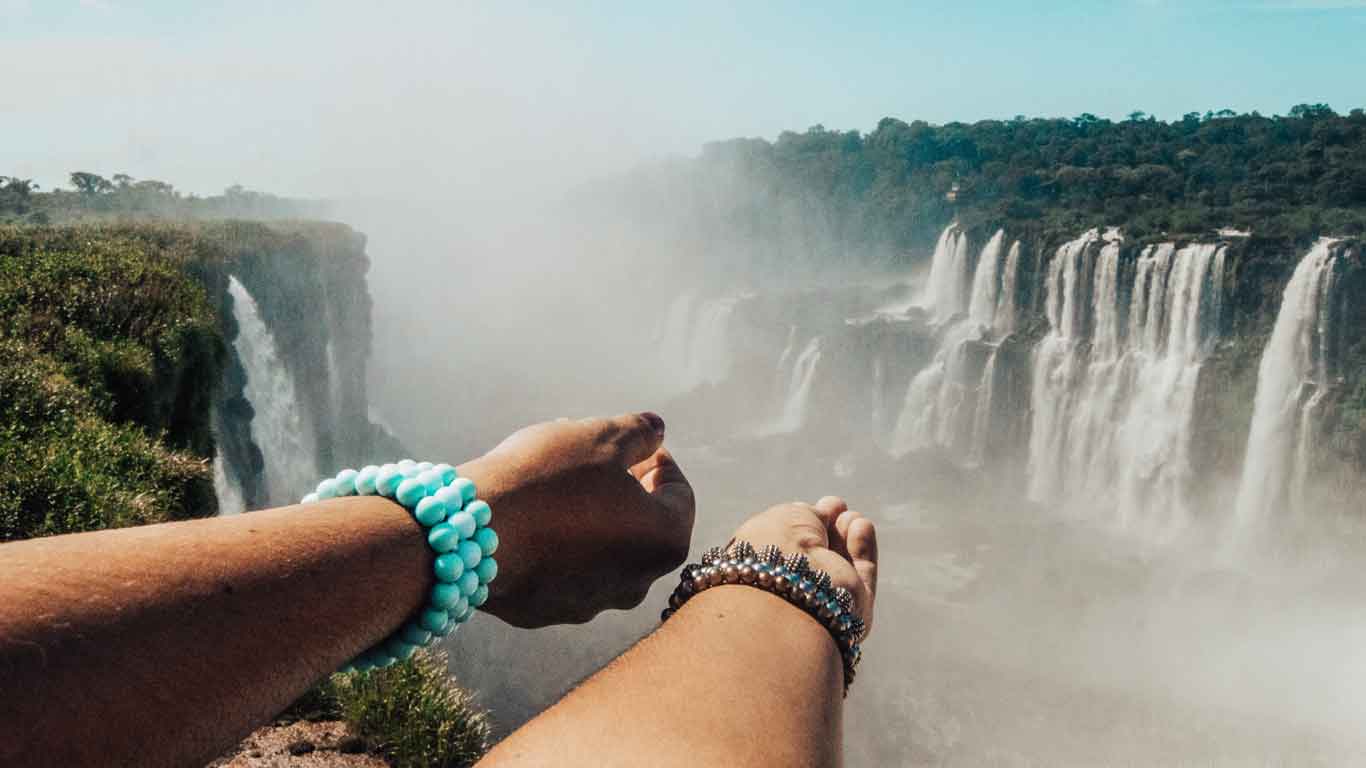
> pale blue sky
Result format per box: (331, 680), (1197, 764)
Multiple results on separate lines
(2, 1), (1363, 198)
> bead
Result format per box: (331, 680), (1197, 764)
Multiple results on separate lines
(738, 564), (756, 584)
(447, 511), (477, 539)
(691, 574), (709, 592)
(334, 468), (359, 496)
(338, 663), (356, 674)
(680, 564), (699, 582)
(732, 541), (756, 561)
(396, 478), (427, 507)
(376, 465), (403, 496)
(721, 562), (740, 583)
(701, 546), (724, 565)
(416, 461), (434, 473)
(433, 485), (462, 510)
(429, 615), (456, 637)
(434, 552), (465, 582)
(433, 463), (458, 485)
(400, 622), (433, 646)
(457, 570), (480, 597)
(427, 523), (461, 553)
(416, 469), (442, 495)
(420, 607), (450, 633)
(451, 477), (477, 506)
(473, 527), (499, 556)
(661, 608), (674, 622)
(759, 545), (782, 565)
(821, 599), (840, 620)
(414, 497), (448, 527)
(774, 574), (791, 592)
(706, 567), (726, 587)
(678, 579), (695, 597)
(370, 651), (396, 669)
(301, 492), (319, 504)
(466, 499), (492, 527)
(431, 582), (463, 609)
(453, 604), (476, 623)
(315, 478), (340, 500)
(397, 458), (418, 475)
(837, 615), (854, 632)
(811, 571), (832, 593)
(475, 557), (498, 584)
(783, 553), (810, 577)
(669, 592), (684, 609)
(385, 637), (417, 662)
(354, 465), (380, 495)
(470, 584), (489, 607)
(834, 587), (854, 613)
(756, 568), (774, 588)
(452, 595), (470, 616)
(457, 539), (483, 570)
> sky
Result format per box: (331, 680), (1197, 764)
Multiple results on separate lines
(2, 0), (1364, 199)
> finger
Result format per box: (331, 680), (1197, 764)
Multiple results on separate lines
(847, 516), (878, 600)
(812, 496), (848, 528)
(595, 412), (667, 468)
(833, 509), (862, 552)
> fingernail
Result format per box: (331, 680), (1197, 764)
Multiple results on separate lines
(641, 411), (665, 435)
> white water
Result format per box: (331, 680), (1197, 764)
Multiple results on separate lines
(994, 240), (1022, 337)
(892, 226), (1018, 457)
(1026, 234), (1227, 532)
(765, 335), (823, 435)
(227, 276), (318, 506)
(212, 452), (245, 515)
(658, 294), (738, 393)
(1235, 238), (1342, 526)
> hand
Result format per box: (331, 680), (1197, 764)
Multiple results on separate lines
(458, 413), (694, 627)
(730, 497), (878, 637)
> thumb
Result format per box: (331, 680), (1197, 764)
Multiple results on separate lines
(599, 411), (667, 468)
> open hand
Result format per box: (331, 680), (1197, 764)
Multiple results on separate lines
(459, 413), (694, 627)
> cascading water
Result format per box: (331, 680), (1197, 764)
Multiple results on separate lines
(658, 294), (738, 392)
(994, 241), (1022, 337)
(1235, 238), (1343, 526)
(227, 276), (318, 507)
(764, 335), (823, 435)
(1026, 233), (1227, 531)
(892, 226), (1016, 457)
(212, 452), (245, 515)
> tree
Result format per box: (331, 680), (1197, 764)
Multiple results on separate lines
(1127, 111), (1149, 122)
(112, 174), (135, 189)
(69, 172), (113, 195)
(1290, 103), (1336, 120)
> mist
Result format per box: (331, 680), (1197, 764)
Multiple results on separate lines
(10, 2), (1366, 764)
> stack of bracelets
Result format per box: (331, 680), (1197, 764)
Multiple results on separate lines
(661, 539), (865, 695)
(300, 459), (497, 672)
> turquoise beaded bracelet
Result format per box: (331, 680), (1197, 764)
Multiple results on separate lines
(300, 459), (498, 672)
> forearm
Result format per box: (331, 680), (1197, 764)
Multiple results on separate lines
(482, 585), (845, 767)
(0, 495), (430, 767)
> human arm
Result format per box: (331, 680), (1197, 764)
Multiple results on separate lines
(479, 497), (879, 768)
(0, 412), (693, 768)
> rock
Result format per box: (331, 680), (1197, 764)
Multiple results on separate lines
(287, 739), (315, 756)
(337, 735), (366, 754)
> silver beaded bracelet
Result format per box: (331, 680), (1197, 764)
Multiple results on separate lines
(661, 540), (865, 695)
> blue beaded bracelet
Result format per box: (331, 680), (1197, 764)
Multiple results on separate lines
(300, 459), (498, 672)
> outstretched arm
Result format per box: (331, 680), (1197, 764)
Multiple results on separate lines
(0, 413), (693, 768)
(482, 497), (879, 768)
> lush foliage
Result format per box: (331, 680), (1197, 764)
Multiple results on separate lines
(0, 225), (225, 539)
(622, 105), (1366, 266)
(284, 651), (491, 768)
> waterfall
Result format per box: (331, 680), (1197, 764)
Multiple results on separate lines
(212, 452), (245, 515)
(1235, 238), (1342, 526)
(967, 230), (1006, 329)
(658, 294), (738, 392)
(892, 227), (1017, 457)
(994, 241), (1022, 337)
(1026, 232), (1227, 530)
(765, 336), (823, 435)
(920, 224), (973, 320)
(227, 276), (318, 507)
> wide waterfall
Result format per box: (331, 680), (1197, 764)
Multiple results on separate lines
(227, 276), (318, 507)
(1235, 238), (1343, 525)
(1027, 232), (1226, 531)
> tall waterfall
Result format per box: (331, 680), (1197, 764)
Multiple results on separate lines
(764, 335), (824, 435)
(1026, 233), (1227, 530)
(227, 276), (318, 506)
(892, 226), (1017, 457)
(658, 294), (738, 392)
(1235, 238), (1342, 525)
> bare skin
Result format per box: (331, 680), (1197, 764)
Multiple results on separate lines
(480, 496), (879, 768)
(0, 412), (879, 768)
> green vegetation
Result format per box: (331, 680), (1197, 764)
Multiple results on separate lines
(283, 651), (491, 768)
(665, 104), (1366, 260)
(0, 224), (224, 539)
